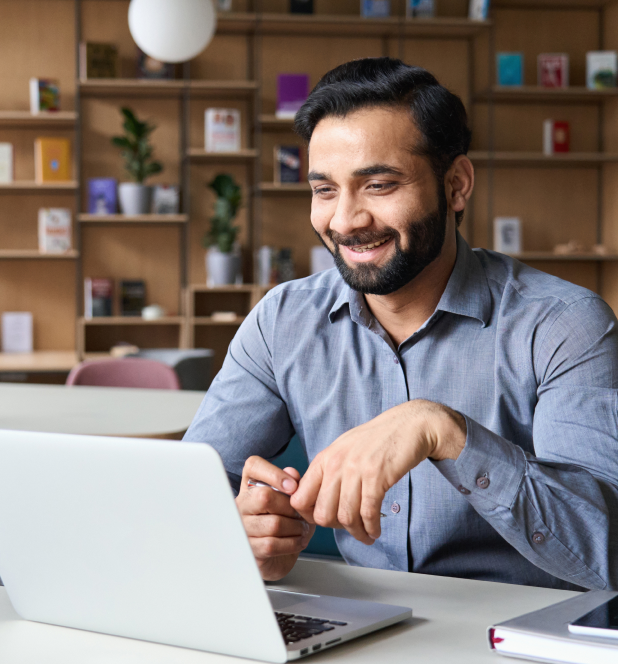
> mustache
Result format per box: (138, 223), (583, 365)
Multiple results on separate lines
(326, 228), (399, 247)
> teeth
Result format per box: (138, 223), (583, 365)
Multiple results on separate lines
(351, 238), (388, 253)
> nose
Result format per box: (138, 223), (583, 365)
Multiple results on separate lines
(329, 190), (372, 237)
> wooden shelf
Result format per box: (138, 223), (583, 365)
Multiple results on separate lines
(0, 111), (77, 127)
(492, 0), (613, 7)
(469, 151), (618, 167)
(259, 182), (310, 194)
(187, 148), (258, 161)
(188, 80), (258, 97)
(0, 181), (78, 192)
(0, 250), (78, 260)
(78, 214), (188, 224)
(192, 316), (246, 326)
(0, 351), (79, 373)
(476, 86), (618, 103)
(79, 79), (185, 97)
(515, 252), (618, 261)
(259, 115), (295, 130)
(80, 316), (184, 326)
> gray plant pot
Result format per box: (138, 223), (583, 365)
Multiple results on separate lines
(206, 247), (241, 286)
(118, 183), (152, 215)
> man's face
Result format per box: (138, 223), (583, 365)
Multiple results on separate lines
(308, 106), (447, 295)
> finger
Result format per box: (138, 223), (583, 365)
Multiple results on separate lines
(360, 480), (384, 541)
(338, 475), (373, 545)
(283, 467), (301, 482)
(290, 460), (324, 523)
(313, 475), (342, 528)
(244, 514), (308, 539)
(250, 535), (310, 560)
(240, 485), (301, 519)
(241, 456), (298, 494)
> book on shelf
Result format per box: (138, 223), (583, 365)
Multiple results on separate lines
(496, 52), (523, 86)
(538, 53), (569, 88)
(204, 108), (241, 152)
(1, 312), (33, 353)
(0, 143), (13, 183)
(216, 0), (232, 10)
(29, 78), (60, 114)
(290, 0), (313, 13)
(38, 208), (72, 254)
(361, 1), (391, 18)
(34, 137), (72, 183)
(79, 42), (118, 79)
(469, 0), (489, 20)
(136, 47), (176, 79)
(586, 51), (617, 89)
(407, 0), (435, 18)
(274, 146), (302, 184)
(88, 178), (117, 214)
(494, 217), (521, 254)
(276, 74), (309, 119)
(152, 185), (180, 214)
(543, 120), (569, 155)
(84, 278), (114, 318)
(120, 280), (146, 316)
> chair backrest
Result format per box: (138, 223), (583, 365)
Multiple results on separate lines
(66, 358), (181, 390)
(128, 349), (215, 391)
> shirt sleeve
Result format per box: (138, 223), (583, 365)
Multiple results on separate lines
(433, 296), (618, 590)
(183, 292), (295, 494)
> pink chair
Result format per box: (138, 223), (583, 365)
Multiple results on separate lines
(66, 358), (181, 390)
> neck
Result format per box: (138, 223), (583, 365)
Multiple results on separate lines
(364, 229), (458, 347)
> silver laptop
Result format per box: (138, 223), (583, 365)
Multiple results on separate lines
(0, 430), (411, 662)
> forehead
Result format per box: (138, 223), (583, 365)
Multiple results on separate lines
(308, 106), (423, 169)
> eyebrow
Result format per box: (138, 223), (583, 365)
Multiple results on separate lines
(307, 164), (405, 182)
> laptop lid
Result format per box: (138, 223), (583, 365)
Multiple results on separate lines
(0, 430), (287, 663)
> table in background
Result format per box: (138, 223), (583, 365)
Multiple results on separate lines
(0, 383), (205, 439)
(0, 559), (577, 663)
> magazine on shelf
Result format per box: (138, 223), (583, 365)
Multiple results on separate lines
(538, 53), (569, 88)
(274, 146), (302, 183)
(497, 52), (523, 86)
(290, 0), (313, 13)
(0, 143), (13, 183)
(586, 51), (618, 89)
(407, 0), (435, 18)
(34, 137), (72, 183)
(1, 312), (33, 353)
(204, 108), (241, 152)
(361, 1), (391, 18)
(120, 280), (146, 316)
(468, 0), (489, 20)
(38, 208), (72, 254)
(88, 178), (117, 214)
(84, 278), (114, 318)
(494, 217), (521, 254)
(29, 78), (60, 114)
(79, 42), (118, 79)
(543, 120), (569, 155)
(276, 74), (309, 119)
(152, 185), (180, 214)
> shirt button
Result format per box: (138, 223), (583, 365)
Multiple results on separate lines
(393, 356), (399, 364)
(457, 485), (471, 495)
(476, 476), (490, 489)
(390, 502), (400, 514)
(532, 532), (545, 544)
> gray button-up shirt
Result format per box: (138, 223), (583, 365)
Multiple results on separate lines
(184, 233), (618, 591)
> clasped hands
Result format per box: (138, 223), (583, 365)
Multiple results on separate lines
(235, 399), (466, 580)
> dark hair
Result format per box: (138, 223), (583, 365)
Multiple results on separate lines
(294, 57), (472, 226)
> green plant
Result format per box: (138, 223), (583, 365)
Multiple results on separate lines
(202, 173), (242, 253)
(111, 107), (163, 184)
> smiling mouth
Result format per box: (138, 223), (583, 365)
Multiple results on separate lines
(348, 238), (391, 253)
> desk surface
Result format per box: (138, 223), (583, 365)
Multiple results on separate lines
(0, 383), (206, 438)
(0, 559), (576, 664)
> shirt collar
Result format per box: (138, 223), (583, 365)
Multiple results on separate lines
(328, 232), (491, 327)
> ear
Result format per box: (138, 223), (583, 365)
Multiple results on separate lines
(445, 155), (474, 213)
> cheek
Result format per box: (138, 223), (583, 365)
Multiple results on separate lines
(310, 199), (332, 235)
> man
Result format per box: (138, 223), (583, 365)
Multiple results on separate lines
(185, 57), (618, 591)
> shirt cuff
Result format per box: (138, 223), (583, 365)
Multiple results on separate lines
(434, 415), (527, 509)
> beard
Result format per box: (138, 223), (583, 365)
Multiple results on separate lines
(317, 189), (448, 296)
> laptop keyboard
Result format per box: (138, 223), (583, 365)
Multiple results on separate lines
(275, 611), (347, 645)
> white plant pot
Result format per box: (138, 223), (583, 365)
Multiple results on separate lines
(118, 183), (152, 215)
(206, 247), (241, 286)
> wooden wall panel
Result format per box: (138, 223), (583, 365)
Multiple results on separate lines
(190, 35), (250, 81)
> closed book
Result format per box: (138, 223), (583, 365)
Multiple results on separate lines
(84, 278), (113, 318)
(152, 185), (180, 214)
(204, 109), (241, 152)
(34, 137), (72, 183)
(29, 78), (60, 114)
(276, 74), (309, 119)
(290, 0), (313, 13)
(136, 47), (176, 79)
(1, 312), (33, 353)
(274, 146), (302, 183)
(361, 1), (391, 18)
(543, 120), (570, 155)
(88, 178), (117, 214)
(79, 42), (118, 79)
(494, 217), (521, 254)
(38, 208), (72, 254)
(469, 0), (489, 20)
(538, 53), (569, 88)
(0, 143), (13, 183)
(586, 51), (618, 89)
(407, 0), (435, 17)
(497, 52), (524, 86)
(120, 280), (146, 316)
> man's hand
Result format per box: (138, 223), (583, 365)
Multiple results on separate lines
(290, 399), (466, 545)
(236, 456), (315, 581)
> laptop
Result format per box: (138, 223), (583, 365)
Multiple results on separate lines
(0, 430), (411, 662)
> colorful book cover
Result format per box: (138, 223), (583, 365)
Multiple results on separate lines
(29, 78), (60, 114)
(290, 0), (314, 13)
(468, 0), (490, 20)
(538, 54), (569, 88)
(407, 0), (435, 17)
(84, 278), (113, 318)
(0, 143), (13, 184)
(276, 74), (309, 119)
(38, 208), (72, 254)
(361, 1), (391, 18)
(204, 108), (241, 152)
(543, 120), (570, 155)
(120, 279), (146, 316)
(497, 53), (523, 86)
(136, 47), (176, 79)
(152, 185), (180, 214)
(88, 178), (117, 214)
(274, 146), (302, 183)
(586, 51), (617, 89)
(34, 137), (72, 183)
(79, 42), (118, 79)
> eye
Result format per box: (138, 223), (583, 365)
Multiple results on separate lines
(312, 186), (335, 196)
(367, 182), (396, 192)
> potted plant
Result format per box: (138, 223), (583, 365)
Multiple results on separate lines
(111, 107), (163, 215)
(203, 173), (242, 286)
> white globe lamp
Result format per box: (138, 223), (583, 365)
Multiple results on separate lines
(128, 0), (217, 64)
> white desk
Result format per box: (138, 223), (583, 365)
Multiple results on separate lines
(0, 383), (205, 439)
(0, 559), (577, 663)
